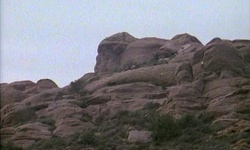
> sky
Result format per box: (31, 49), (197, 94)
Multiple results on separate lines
(1, 0), (250, 87)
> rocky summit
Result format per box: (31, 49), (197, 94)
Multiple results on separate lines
(1, 32), (250, 150)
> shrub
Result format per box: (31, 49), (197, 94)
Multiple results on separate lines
(70, 80), (82, 93)
(38, 116), (55, 126)
(177, 114), (200, 129)
(198, 111), (216, 123)
(95, 115), (105, 126)
(143, 102), (161, 110)
(1, 141), (23, 150)
(80, 114), (93, 122)
(11, 108), (36, 125)
(28, 137), (66, 150)
(31, 104), (49, 111)
(77, 130), (98, 146)
(152, 115), (181, 143)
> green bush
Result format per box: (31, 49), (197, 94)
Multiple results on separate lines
(95, 115), (105, 126)
(70, 80), (82, 93)
(198, 111), (216, 123)
(1, 141), (23, 150)
(152, 115), (181, 143)
(28, 137), (66, 150)
(38, 116), (55, 126)
(143, 102), (161, 110)
(77, 130), (98, 146)
(177, 114), (200, 129)
(80, 114), (93, 122)
(11, 108), (36, 125)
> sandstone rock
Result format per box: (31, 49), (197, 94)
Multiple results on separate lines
(12, 122), (52, 148)
(159, 80), (206, 118)
(78, 72), (99, 85)
(217, 120), (250, 136)
(206, 37), (223, 45)
(120, 37), (167, 70)
(84, 97), (159, 121)
(21, 88), (63, 106)
(36, 79), (58, 91)
(85, 64), (179, 93)
(0, 86), (27, 108)
(1, 33), (250, 149)
(35, 100), (84, 120)
(1, 103), (32, 127)
(91, 82), (162, 100)
(0, 127), (16, 141)
(53, 118), (92, 138)
(171, 33), (202, 45)
(169, 43), (203, 63)
(175, 63), (193, 84)
(128, 130), (152, 143)
(232, 39), (250, 63)
(206, 78), (250, 118)
(95, 32), (137, 73)
(159, 41), (179, 55)
(8, 80), (36, 91)
(202, 43), (245, 77)
(157, 58), (169, 65)
(203, 77), (249, 100)
(233, 139), (250, 150)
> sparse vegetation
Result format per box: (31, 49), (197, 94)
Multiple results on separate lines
(9, 106), (236, 150)
(28, 136), (66, 150)
(37, 116), (56, 131)
(38, 116), (55, 126)
(69, 80), (87, 95)
(1, 141), (23, 150)
(152, 114), (181, 143)
(77, 130), (98, 146)
(11, 108), (36, 125)
(70, 80), (82, 92)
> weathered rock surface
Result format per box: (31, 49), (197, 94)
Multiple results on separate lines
(120, 37), (166, 70)
(12, 122), (52, 148)
(0, 79), (58, 108)
(1, 33), (250, 149)
(128, 130), (152, 143)
(95, 32), (137, 73)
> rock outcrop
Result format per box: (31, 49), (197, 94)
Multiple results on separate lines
(1, 32), (250, 149)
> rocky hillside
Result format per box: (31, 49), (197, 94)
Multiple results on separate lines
(1, 32), (250, 150)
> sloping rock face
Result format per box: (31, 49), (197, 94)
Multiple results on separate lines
(1, 33), (250, 149)
(0, 79), (58, 108)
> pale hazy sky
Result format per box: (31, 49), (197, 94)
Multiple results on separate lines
(1, 0), (250, 87)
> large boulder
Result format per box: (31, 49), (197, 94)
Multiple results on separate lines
(8, 80), (36, 91)
(203, 42), (245, 77)
(1, 103), (34, 127)
(170, 33), (202, 45)
(192, 40), (246, 78)
(232, 40), (250, 63)
(128, 130), (152, 143)
(94, 32), (137, 73)
(120, 37), (167, 70)
(159, 79), (206, 118)
(0, 80), (38, 108)
(53, 118), (92, 138)
(0, 86), (27, 108)
(36, 79), (58, 91)
(12, 122), (52, 148)
(0, 79), (58, 108)
(85, 64), (179, 93)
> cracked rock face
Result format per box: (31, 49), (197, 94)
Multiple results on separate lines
(1, 32), (250, 149)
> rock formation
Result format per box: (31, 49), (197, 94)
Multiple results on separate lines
(1, 32), (250, 149)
